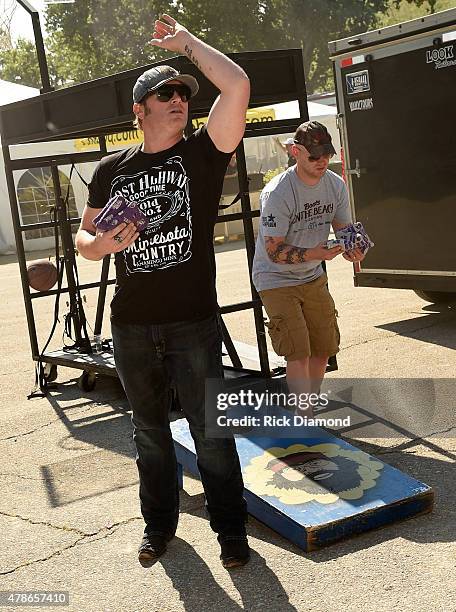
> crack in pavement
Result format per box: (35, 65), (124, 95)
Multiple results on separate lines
(0, 418), (61, 442)
(0, 473), (50, 482)
(0, 510), (96, 537)
(428, 425), (456, 439)
(0, 516), (141, 576)
(0, 535), (88, 576)
(71, 516), (140, 548)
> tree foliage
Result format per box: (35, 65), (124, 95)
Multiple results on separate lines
(0, 37), (41, 87)
(42, 0), (390, 92)
(405, 0), (456, 12)
(45, 0), (173, 85)
(377, 0), (456, 26)
(7, 0), (451, 94)
(0, 26), (11, 52)
(0, 0), (15, 52)
(262, 0), (390, 91)
(43, 0), (278, 84)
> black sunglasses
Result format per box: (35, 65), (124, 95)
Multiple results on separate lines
(293, 141), (334, 162)
(153, 84), (192, 102)
(308, 153), (334, 162)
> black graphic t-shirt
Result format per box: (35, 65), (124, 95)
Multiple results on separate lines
(88, 126), (231, 324)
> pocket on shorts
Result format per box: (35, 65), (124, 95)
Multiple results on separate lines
(265, 316), (294, 357)
(310, 305), (341, 356)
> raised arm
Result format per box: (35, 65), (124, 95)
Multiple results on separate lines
(150, 15), (250, 152)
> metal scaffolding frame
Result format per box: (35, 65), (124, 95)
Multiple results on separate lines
(1, 49), (338, 390)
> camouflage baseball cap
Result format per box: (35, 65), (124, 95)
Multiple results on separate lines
(293, 121), (336, 157)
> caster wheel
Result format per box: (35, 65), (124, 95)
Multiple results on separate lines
(77, 370), (97, 391)
(44, 363), (58, 383)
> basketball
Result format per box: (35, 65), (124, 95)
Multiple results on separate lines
(26, 259), (59, 292)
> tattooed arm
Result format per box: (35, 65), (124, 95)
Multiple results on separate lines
(150, 14), (250, 153)
(265, 236), (344, 264)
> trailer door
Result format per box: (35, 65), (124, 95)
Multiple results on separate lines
(333, 29), (456, 292)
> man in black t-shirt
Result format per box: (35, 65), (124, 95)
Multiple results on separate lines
(75, 14), (251, 569)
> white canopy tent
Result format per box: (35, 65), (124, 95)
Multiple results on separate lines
(242, 99), (341, 177)
(0, 80), (40, 253)
(271, 99), (340, 159)
(0, 79), (40, 104)
(0, 80), (91, 254)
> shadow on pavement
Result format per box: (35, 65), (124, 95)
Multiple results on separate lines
(158, 536), (297, 612)
(41, 375), (134, 507)
(376, 306), (456, 350)
(41, 375), (455, 563)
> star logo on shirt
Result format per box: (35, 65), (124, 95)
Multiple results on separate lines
(262, 214), (277, 228)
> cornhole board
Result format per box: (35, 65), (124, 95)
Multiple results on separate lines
(171, 420), (433, 551)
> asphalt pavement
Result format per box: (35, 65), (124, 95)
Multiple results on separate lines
(0, 243), (454, 612)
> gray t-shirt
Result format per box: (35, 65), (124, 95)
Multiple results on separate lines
(252, 167), (352, 291)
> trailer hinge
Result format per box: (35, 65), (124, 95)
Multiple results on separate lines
(346, 158), (365, 179)
(336, 113), (344, 131)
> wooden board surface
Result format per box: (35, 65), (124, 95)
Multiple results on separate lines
(172, 419), (433, 550)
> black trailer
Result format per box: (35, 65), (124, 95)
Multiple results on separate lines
(329, 7), (456, 303)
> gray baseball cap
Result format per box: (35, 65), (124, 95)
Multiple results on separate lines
(133, 65), (199, 103)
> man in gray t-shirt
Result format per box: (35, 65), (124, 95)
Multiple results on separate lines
(252, 121), (365, 411)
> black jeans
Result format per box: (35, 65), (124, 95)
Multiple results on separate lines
(112, 314), (247, 536)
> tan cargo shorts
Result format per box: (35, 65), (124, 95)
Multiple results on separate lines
(259, 273), (340, 361)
